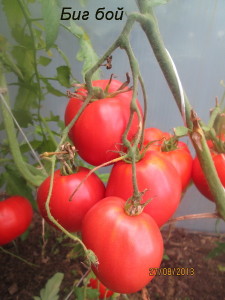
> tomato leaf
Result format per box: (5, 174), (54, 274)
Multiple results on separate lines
(12, 109), (33, 128)
(2, 0), (24, 29)
(74, 287), (99, 300)
(14, 83), (39, 111)
(34, 272), (64, 300)
(3, 166), (34, 201)
(39, 56), (52, 66)
(174, 126), (189, 137)
(56, 65), (71, 87)
(207, 242), (225, 259)
(40, 0), (61, 50)
(65, 21), (101, 81)
(12, 46), (35, 78)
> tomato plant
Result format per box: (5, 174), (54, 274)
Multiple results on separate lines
(37, 168), (105, 232)
(82, 197), (164, 294)
(88, 278), (114, 299)
(0, 196), (33, 245)
(105, 151), (182, 227)
(192, 151), (225, 201)
(64, 79), (142, 166)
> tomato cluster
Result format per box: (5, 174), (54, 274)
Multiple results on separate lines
(37, 78), (225, 295)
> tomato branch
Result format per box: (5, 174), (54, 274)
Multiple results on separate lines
(135, 0), (225, 221)
(0, 64), (46, 187)
(165, 212), (219, 225)
(17, 0), (46, 139)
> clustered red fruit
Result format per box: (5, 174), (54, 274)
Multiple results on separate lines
(36, 78), (223, 295)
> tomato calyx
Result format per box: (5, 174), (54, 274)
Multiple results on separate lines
(40, 142), (78, 175)
(124, 190), (151, 216)
(161, 136), (178, 152)
(68, 73), (133, 103)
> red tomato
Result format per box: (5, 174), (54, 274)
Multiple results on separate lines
(82, 197), (164, 294)
(105, 151), (182, 227)
(161, 141), (193, 191)
(0, 196), (33, 245)
(37, 167), (105, 232)
(143, 127), (171, 151)
(192, 152), (225, 201)
(143, 128), (193, 191)
(65, 79), (142, 166)
(88, 278), (114, 299)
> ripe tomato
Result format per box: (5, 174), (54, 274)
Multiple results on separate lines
(105, 151), (182, 227)
(143, 127), (171, 151)
(82, 197), (164, 294)
(88, 278), (114, 299)
(143, 128), (193, 191)
(65, 79), (142, 166)
(37, 167), (105, 232)
(160, 141), (193, 191)
(0, 196), (33, 245)
(192, 151), (225, 201)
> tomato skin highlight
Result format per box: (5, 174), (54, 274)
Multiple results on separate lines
(0, 196), (33, 245)
(105, 151), (182, 227)
(88, 278), (114, 299)
(37, 168), (105, 232)
(82, 197), (164, 294)
(192, 152), (225, 201)
(64, 79), (142, 166)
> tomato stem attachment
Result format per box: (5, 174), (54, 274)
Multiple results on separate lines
(68, 154), (128, 202)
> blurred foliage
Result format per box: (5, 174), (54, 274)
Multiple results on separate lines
(0, 0), (100, 203)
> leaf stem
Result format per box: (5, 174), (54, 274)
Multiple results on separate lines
(0, 64), (46, 187)
(0, 246), (39, 268)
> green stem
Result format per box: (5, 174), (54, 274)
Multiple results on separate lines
(0, 246), (38, 268)
(135, 1), (225, 219)
(0, 64), (46, 187)
(18, 0), (46, 139)
(40, 116), (59, 148)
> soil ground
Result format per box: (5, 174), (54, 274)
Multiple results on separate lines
(0, 213), (225, 300)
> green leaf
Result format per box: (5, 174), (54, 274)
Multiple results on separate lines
(12, 46), (35, 78)
(34, 272), (64, 300)
(207, 242), (225, 259)
(14, 83), (39, 111)
(45, 81), (66, 97)
(3, 166), (34, 201)
(12, 109), (33, 128)
(174, 126), (189, 137)
(2, 0), (24, 29)
(56, 65), (71, 87)
(20, 140), (43, 154)
(11, 25), (33, 49)
(40, 0), (61, 50)
(66, 21), (101, 81)
(74, 287), (99, 300)
(39, 56), (52, 66)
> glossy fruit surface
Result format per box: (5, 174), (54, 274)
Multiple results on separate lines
(0, 196), (33, 245)
(82, 197), (164, 294)
(65, 79), (142, 166)
(37, 168), (105, 232)
(106, 151), (182, 227)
